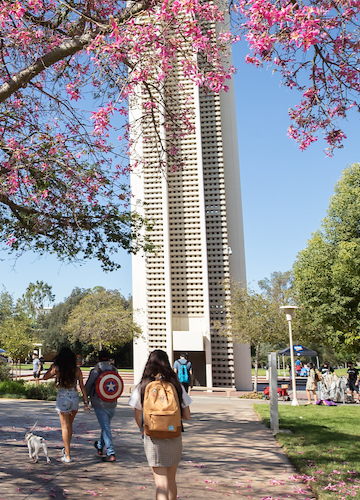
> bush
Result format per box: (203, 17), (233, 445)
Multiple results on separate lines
(0, 379), (27, 395)
(0, 379), (58, 400)
(239, 391), (264, 399)
(25, 381), (57, 400)
(0, 358), (10, 382)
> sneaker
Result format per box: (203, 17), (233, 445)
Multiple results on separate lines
(102, 454), (116, 462)
(94, 441), (103, 456)
(61, 456), (72, 463)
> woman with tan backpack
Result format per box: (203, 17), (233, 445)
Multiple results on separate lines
(129, 349), (192, 500)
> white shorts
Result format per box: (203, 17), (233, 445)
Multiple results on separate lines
(56, 388), (79, 414)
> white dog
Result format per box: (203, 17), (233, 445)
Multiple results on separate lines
(25, 432), (51, 463)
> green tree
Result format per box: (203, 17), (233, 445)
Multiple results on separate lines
(258, 271), (294, 305)
(0, 316), (33, 377)
(293, 163), (360, 353)
(0, 286), (37, 376)
(18, 281), (55, 323)
(0, 289), (15, 323)
(219, 281), (287, 392)
(37, 287), (90, 354)
(65, 288), (141, 351)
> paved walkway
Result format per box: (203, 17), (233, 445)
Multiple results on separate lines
(0, 396), (314, 500)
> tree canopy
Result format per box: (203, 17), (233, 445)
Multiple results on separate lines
(233, 0), (360, 154)
(258, 270), (294, 305)
(293, 163), (360, 351)
(37, 286), (90, 353)
(218, 279), (288, 390)
(0, 0), (231, 268)
(64, 288), (141, 350)
(18, 280), (55, 322)
(1, 0), (360, 266)
(0, 289), (15, 323)
(0, 290), (33, 360)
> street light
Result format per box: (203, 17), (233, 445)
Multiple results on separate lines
(280, 305), (299, 406)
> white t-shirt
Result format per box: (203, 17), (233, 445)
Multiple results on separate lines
(128, 384), (192, 410)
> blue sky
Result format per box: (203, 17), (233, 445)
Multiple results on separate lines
(0, 41), (359, 304)
(234, 42), (360, 289)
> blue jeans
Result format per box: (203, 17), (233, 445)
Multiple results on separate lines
(94, 408), (116, 456)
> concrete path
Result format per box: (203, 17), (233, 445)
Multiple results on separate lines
(0, 396), (314, 500)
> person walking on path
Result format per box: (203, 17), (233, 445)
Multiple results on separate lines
(85, 350), (118, 462)
(32, 352), (41, 387)
(43, 347), (89, 463)
(347, 362), (359, 402)
(129, 349), (192, 500)
(305, 362), (318, 405)
(173, 353), (193, 393)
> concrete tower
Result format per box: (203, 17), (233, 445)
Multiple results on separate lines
(130, 26), (251, 390)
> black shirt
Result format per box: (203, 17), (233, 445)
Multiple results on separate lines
(347, 368), (358, 382)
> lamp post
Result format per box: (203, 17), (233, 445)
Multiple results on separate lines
(280, 305), (299, 406)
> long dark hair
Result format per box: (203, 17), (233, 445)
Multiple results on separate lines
(53, 347), (77, 389)
(139, 349), (184, 408)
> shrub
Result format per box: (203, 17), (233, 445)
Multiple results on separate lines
(0, 379), (27, 395)
(0, 358), (10, 382)
(25, 381), (57, 401)
(0, 380), (58, 400)
(239, 391), (264, 399)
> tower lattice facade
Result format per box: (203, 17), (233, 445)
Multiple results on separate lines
(130, 21), (251, 389)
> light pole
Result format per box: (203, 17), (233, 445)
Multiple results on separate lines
(280, 305), (299, 406)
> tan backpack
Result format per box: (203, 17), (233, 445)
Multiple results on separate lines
(143, 376), (182, 439)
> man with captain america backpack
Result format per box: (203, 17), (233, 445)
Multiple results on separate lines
(85, 350), (123, 462)
(173, 352), (193, 393)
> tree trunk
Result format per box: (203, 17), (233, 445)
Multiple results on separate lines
(254, 342), (261, 393)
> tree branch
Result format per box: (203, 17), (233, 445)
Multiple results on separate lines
(0, 0), (154, 103)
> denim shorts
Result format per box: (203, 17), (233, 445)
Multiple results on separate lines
(56, 388), (79, 414)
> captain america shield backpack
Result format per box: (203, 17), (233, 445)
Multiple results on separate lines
(95, 371), (124, 402)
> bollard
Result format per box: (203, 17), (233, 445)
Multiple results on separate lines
(269, 352), (279, 435)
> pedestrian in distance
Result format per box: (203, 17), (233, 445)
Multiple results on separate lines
(129, 349), (192, 500)
(43, 347), (90, 463)
(320, 361), (334, 376)
(32, 352), (41, 387)
(305, 362), (319, 405)
(173, 352), (193, 393)
(347, 362), (359, 403)
(85, 350), (119, 462)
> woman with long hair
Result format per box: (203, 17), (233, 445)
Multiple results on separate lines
(129, 349), (192, 500)
(306, 362), (319, 405)
(43, 347), (90, 462)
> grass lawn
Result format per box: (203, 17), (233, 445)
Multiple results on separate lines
(254, 403), (360, 499)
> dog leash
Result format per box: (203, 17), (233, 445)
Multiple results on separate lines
(27, 399), (47, 433)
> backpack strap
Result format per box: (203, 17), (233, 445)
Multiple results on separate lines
(95, 364), (115, 373)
